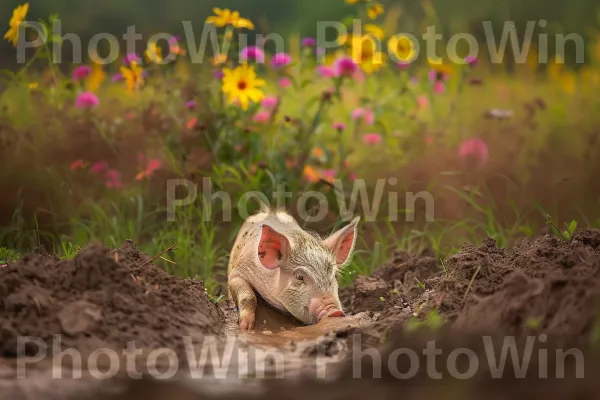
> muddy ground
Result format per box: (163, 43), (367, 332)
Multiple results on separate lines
(2, 229), (600, 398)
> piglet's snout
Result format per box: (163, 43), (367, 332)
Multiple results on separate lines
(309, 296), (345, 322)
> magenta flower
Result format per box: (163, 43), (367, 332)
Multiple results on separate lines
(396, 62), (410, 70)
(271, 52), (292, 69)
(458, 138), (488, 167)
(253, 111), (270, 123)
(317, 65), (336, 78)
(124, 53), (141, 65)
(261, 96), (278, 109)
(302, 37), (317, 47)
(433, 81), (445, 94)
(104, 169), (122, 188)
(186, 100), (196, 110)
(72, 65), (91, 81)
(321, 169), (336, 179)
(333, 122), (347, 131)
(465, 56), (478, 67)
(333, 56), (358, 77)
(279, 77), (292, 88)
(351, 107), (375, 125)
(363, 133), (382, 145)
(240, 46), (265, 62)
(213, 69), (224, 79)
(75, 92), (100, 108)
(90, 161), (108, 175)
(112, 73), (123, 82)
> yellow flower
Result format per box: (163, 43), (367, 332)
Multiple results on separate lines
(428, 58), (453, 75)
(206, 8), (254, 30)
(364, 24), (385, 40)
(28, 82), (38, 90)
(120, 61), (144, 93)
(145, 41), (163, 63)
(345, 0), (373, 3)
(547, 55), (563, 80)
(86, 63), (105, 92)
(221, 64), (265, 111)
(388, 34), (416, 62)
(4, 3), (29, 47)
(349, 35), (384, 74)
(367, 3), (384, 19)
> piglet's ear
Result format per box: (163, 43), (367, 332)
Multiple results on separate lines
(257, 224), (290, 269)
(323, 216), (360, 267)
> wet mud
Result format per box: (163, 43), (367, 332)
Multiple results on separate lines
(3, 229), (600, 399)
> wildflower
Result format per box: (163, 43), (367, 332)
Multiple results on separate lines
(428, 60), (453, 81)
(185, 100), (196, 110)
(278, 77), (292, 88)
(458, 138), (488, 167)
(221, 64), (265, 111)
(364, 24), (385, 40)
(145, 41), (163, 63)
(349, 35), (384, 74)
(28, 82), (38, 90)
(351, 107), (375, 125)
(428, 69), (449, 83)
(363, 133), (382, 145)
(465, 55), (478, 67)
(136, 158), (162, 180)
(302, 165), (320, 183)
(211, 53), (228, 65)
(72, 65), (92, 81)
(311, 147), (325, 159)
(333, 122), (347, 131)
(388, 34), (416, 63)
(320, 169), (336, 184)
(4, 3), (28, 47)
(345, 0), (372, 3)
(252, 111), (270, 123)
(416, 95), (429, 109)
(302, 37), (317, 47)
(271, 52), (292, 69)
(112, 72), (123, 82)
(432, 81), (445, 94)
(396, 61), (410, 70)
(169, 36), (186, 56)
(90, 161), (108, 175)
(186, 117), (197, 129)
(206, 8), (254, 30)
(240, 46), (265, 63)
(85, 63), (105, 92)
(367, 3), (384, 19)
(70, 160), (87, 170)
(75, 92), (100, 108)
(317, 65), (336, 78)
(333, 55), (359, 77)
(105, 169), (122, 188)
(124, 53), (141, 65)
(120, 61), (144, 92)
(261, 96), (278, 109)
(213, 69), (224, 79)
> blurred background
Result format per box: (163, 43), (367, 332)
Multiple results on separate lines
(0, 0), (597, 70)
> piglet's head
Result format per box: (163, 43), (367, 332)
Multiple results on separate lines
(256, 217), (360, 325)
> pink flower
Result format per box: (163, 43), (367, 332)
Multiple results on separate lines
(186, 100), (196, 110)
(72, 65), (91, 81)
(465, 56), (478, 67)
(90, 161), (108, 175)
(333, 56), (358, 77)
(279, 77), (292, 88)
(253, 111), (270, 123)
(261, 96), (278, 109)
(112, 73), (123, 82)
(136, 158), (162, 180)
(124, 53), (141, 65)
(213, 69), (224, 79)
(417, 95), (429, 109)
(333, 122), (347, 131)
(348, 172), (358, 181)
(433, 81), (445, 94)
(428, 69), (449, 83)
(271, 52), (292, 69)
(351, 107), (375, 125)
(75, 92), (99, 108)
(458, 138), (489, 167)
(301, 37), (317, 47)
(362, 133), (382, 145)
(240, 46), (265, 62)
(105, 169), (122, 188)
(396, 62), (410, 70)
(321, 169), (336, 179)
(317, 65), (336, 78)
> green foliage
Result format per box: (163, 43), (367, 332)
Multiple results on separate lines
(0, 247), (20, 264)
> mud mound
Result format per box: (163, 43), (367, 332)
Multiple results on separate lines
(0, 240), (223, 357)
(434, 229), (600, 344)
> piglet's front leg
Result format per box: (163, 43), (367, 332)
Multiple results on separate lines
(228, 276), (257, 331)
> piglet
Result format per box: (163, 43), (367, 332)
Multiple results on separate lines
(227, 205), (360, 331)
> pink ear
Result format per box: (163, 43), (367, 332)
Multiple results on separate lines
(323, 216), (360, 265)
(257, 224), (289, 269)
